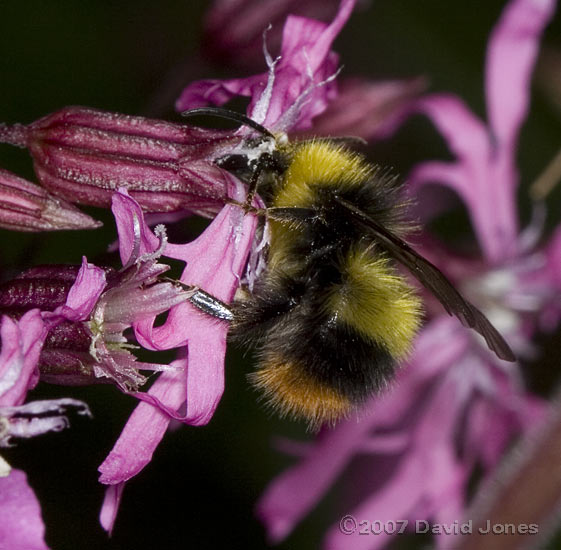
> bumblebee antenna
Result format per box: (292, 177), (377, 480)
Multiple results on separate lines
(181, 107), (275, 139)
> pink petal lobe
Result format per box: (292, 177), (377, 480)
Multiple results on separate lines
(413, 94), (518, 262)
(280, 0), (354, 76)
(111, 190), (160, 265)
(98, 362), (188, 485)
(99, 482), (125, 534)
(51, 257), (106, 322)
(0, 469), (48, 550)
(181, 329), (226, 426)
(415, 94), (489, 166)
(486, 0), (557, 148)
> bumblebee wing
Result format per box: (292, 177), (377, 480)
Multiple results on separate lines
(335, 197), (515, 362)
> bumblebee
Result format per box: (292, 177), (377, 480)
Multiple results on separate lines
(183, 108), (515, 428)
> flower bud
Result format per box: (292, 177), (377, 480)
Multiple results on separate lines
(16, 107), (238, 215)
(0, 168), (101, 231)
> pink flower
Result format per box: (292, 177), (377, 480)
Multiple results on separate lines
(0, 179), (258, 532)
(256, 0), (558, 547)
(177, 0), (356, 132)
(0, 310), (90, 448)
(0, 311), (90, 550)
(409, 0), (557, 263)
(0, 255), (188, 391)
(98, 182), (257, 492)
(181, 0), (426, 153)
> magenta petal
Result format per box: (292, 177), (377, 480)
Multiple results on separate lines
(134, 202), (256, 348)
(258, 422), (366, 543)
(129, 326), (226, 427)
(0, 469), (48, 550)
(0, 310), (46, 407)
(412, 0), (556, 263)
(51, 257), (106, 322)
(99, 483), (125, 534)
(299, 77), (426, 140)
(134, 200), (256, 425)
(415, 94), (489, 170)
(177, 0), (356, 131)
(111, 189), (160, 265)
(279, 0), (354, 77)
(413, 94), (518, 262)
(485, 0), (556, 148)
(409, 161), (467, 196)
(98, 363), (187, 485)
(324, 375), (466, 550)
(181, 330), (226, 425)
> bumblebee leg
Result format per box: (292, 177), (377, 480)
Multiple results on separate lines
(265, 207), (318, 224)
(226, 198), (268, 217)
(242, 161), (264, 211)
(225, 201), (317, 226)
(225, 200), (319, 229)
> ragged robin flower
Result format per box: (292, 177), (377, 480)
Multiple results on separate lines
(255, 0), (561, 548)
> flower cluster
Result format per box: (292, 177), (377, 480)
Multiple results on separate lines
(255, 1), (561, 548)
(0, 0), (559, 548)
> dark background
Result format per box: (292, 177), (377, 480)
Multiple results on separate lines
(0, 1), (560, 549)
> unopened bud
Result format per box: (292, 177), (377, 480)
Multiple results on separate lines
(19, 107), (237, 215)
(0, 168), (101, 231)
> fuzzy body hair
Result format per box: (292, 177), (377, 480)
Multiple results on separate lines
(229, 141), (421, 427)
